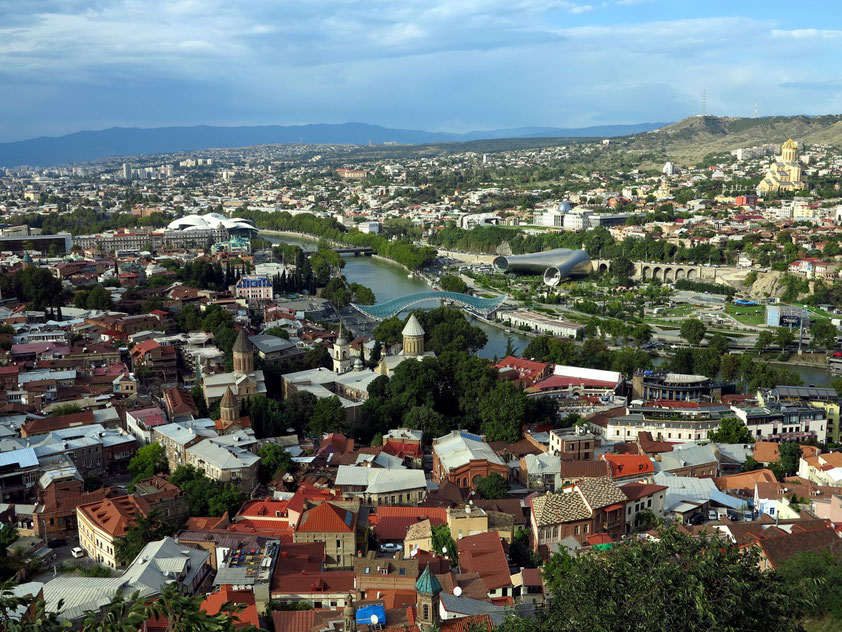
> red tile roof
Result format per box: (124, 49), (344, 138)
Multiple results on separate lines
(601, 454), (655, 479)
(374, 507), (448, 541)
(296, 502), (357, 534)
(271, 570), (355, 596)
(620, 482), (668, 501)
(456, 531), (511, 591)
(201, 586), (259, 629)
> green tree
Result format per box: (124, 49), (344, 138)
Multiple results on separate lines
(707, 333), (730, 356)
(264, 327), (289, 340)
(810, 319), (838, 350)
(707, 416), (754, 444)
(146, 581), (261, 632)
(475, 473), (509, 499)
(431, 524), (458, 565)
(308, 396), (346, 436)
(402, 404), (446, 438)
(478, 381), (526, 442)
(258, 443), (293, 484)
(114, 510), (172, 565)
(523, 526), (809, 632)
(720, 354), (741, 383)
(777, 551), (842, 623)
(85, 285), (113, 310)
(439, 275), (469, 293)
(49, 403), (82, 417)
(775, 327), (796, 350)
(755, 330), (774, 353)
(81, 591), (149, 632)
(772, 442), (803, 481)
(679, 319), (707, 345)
(127, 443), (168, 484)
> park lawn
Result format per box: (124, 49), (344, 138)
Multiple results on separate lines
(728, 305), (766, 326)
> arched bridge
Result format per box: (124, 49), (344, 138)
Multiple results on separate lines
(591, 259), (717, 282)
(351, 291), (508, 320)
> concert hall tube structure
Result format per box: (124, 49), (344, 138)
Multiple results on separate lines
(492, 248), (592, 286)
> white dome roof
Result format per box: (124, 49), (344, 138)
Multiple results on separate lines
(402, 314), (425, 337)
(167, 213), (257, 232)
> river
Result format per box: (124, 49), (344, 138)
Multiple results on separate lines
(264, 233), (836, 381)
(263, 233), (530, 359)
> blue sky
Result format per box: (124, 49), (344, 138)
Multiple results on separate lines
(1, 0), (841, 141)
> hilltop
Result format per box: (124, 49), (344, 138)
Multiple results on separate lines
(0, 121), (666, 168)
(625, 114), (842, 165)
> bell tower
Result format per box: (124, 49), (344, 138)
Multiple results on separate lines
(781, 138), (797, 164)
(232, 329), (254, 375)
(414, 565), (441, 629)
(333, 323), (351, 374)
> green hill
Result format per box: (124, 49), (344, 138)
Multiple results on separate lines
(624, 114), (842, 165)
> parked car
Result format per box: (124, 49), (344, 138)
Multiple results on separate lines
(71, 547), (85, 558)
(379, 543), (403, 553)
(708, 510), (718, 521)
(726, 509), (740, 522)
(743, 511), (754, 522)
(688, 513), (705, 525)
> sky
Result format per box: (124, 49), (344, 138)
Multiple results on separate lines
(1, 0), (842, 142)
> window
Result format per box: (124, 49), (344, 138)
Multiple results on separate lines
(336, 540), (341, 548)
(422, 604), (429, 620)
(574, 526), (580, 535)
(647, 499), (652, 507)
(584, 524), (589, 534)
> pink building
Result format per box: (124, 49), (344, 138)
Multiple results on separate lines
(235, 275), (273, 302)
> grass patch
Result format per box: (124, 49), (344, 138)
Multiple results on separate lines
(54, 563), (114, 577)
(726, 304), (766, 326)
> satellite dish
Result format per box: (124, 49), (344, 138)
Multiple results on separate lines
(410, 548), (418, 557)
(453, 587), (462, 597)
(371, 615), (379, 625)
(441, 546), (447, 554)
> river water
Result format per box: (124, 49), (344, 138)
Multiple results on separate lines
(264, 233), (529, 359)
(264, 233), (835, 381)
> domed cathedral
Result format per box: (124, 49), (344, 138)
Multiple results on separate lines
(376, 313), (436, 376)
(757, 138), (806, 195)
(401, 314), (425, 357)
(201, 328), (267, 408)
(233, 328), (254, 375)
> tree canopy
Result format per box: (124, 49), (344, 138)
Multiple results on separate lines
(707, 417), (754, 444)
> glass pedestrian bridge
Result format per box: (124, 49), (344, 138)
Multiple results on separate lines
(351, 291), (508, 320)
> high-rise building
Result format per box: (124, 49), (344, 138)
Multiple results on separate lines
(121, 163), (132, 180)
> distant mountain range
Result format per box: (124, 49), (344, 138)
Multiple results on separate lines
(0, 121), (668, 167)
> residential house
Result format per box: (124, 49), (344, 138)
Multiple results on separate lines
(601, 454), (655, 483)
(292, 502), (361, 568)
(529, 476), (627, 550)
(432, 431), (508, 491)
(657, 444), (718, 478)
(548, 427), (598, 460)
(334, 465), (427, 507)
(620, 482), (667, 533)
(185, 439), (260, 494)
(457, 531), (513, 599)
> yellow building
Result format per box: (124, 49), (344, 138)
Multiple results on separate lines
(757, 139), (805, 195)
(809, 401), (841, 443)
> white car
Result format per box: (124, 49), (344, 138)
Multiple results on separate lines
(71, 547), (85, 558)
(379, 543), (403, 553)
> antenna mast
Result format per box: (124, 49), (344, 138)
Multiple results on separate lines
(702, 89), (707, 116)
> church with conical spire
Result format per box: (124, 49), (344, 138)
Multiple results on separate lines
(201, 327), (267, 406)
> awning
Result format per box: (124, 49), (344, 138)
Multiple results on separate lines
(604, 503), (624, 512)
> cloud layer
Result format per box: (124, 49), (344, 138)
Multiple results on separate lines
(1, 1), (841, 141)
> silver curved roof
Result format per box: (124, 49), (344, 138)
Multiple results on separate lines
(493, 248), (590, 274)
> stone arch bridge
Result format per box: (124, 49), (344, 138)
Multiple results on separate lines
(591, 259), (721, 282)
